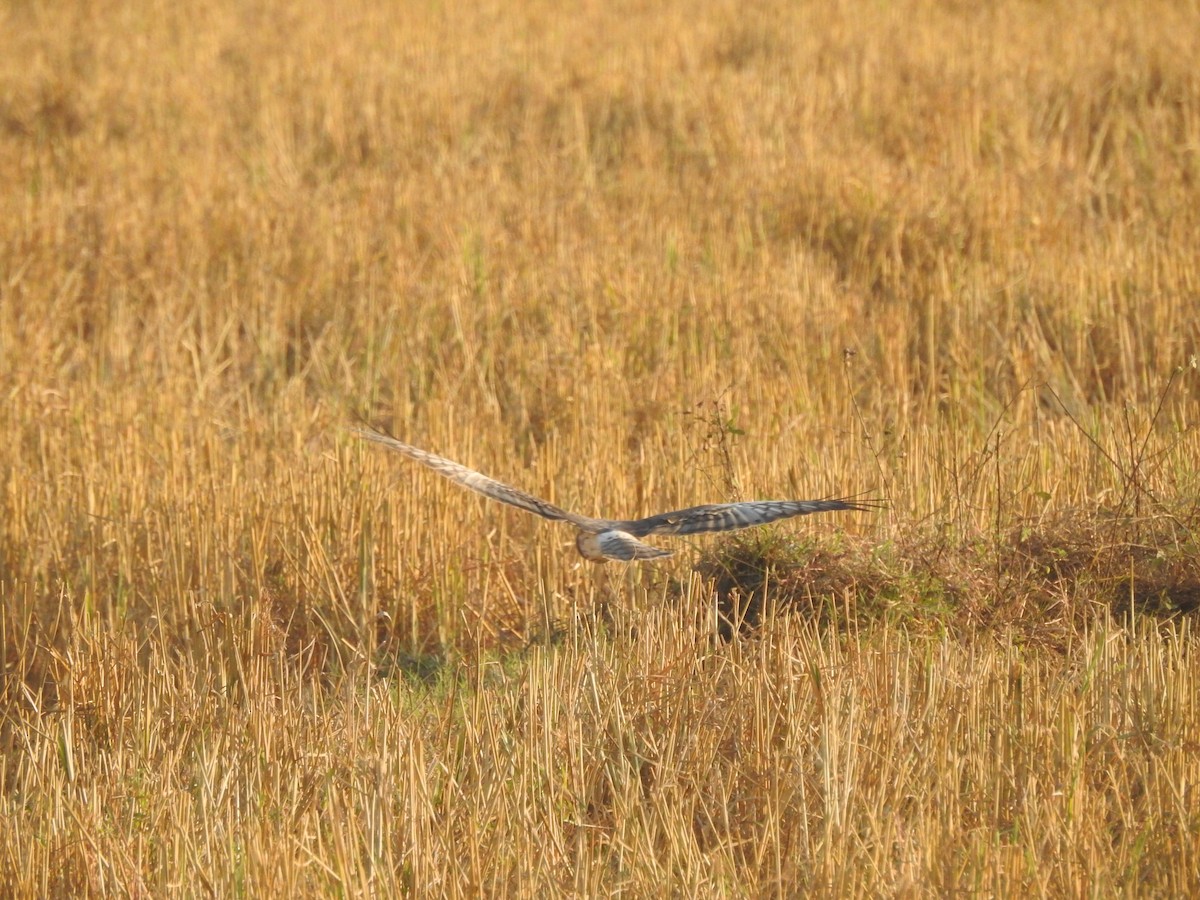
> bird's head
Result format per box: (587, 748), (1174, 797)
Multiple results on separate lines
(574, 532), (609, 563)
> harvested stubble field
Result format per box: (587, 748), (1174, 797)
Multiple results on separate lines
(2, 0), (1199, 895)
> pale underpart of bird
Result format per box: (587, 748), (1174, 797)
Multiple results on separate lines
(355, 425), (881, 563)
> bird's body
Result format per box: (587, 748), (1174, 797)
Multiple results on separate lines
(355, 425), (880, 562)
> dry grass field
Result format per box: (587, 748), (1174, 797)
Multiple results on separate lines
(2, 0), (1199, 895)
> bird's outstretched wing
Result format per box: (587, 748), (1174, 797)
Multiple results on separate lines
(356, 424), (883, 562)
(623, 498), (880, 537)
(355, 426), (599, 529)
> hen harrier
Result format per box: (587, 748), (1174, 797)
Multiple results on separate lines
(355, 425), (880, 562)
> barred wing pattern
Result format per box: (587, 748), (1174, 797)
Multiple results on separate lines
(621, 500), (870, 537)
(355, 425), (877, 563)
(354, 427), (602, 530)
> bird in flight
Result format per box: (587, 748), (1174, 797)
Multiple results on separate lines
(355, 425), (881, 563)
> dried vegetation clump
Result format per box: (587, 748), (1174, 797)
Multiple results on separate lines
(699, 508), (1199, 643)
